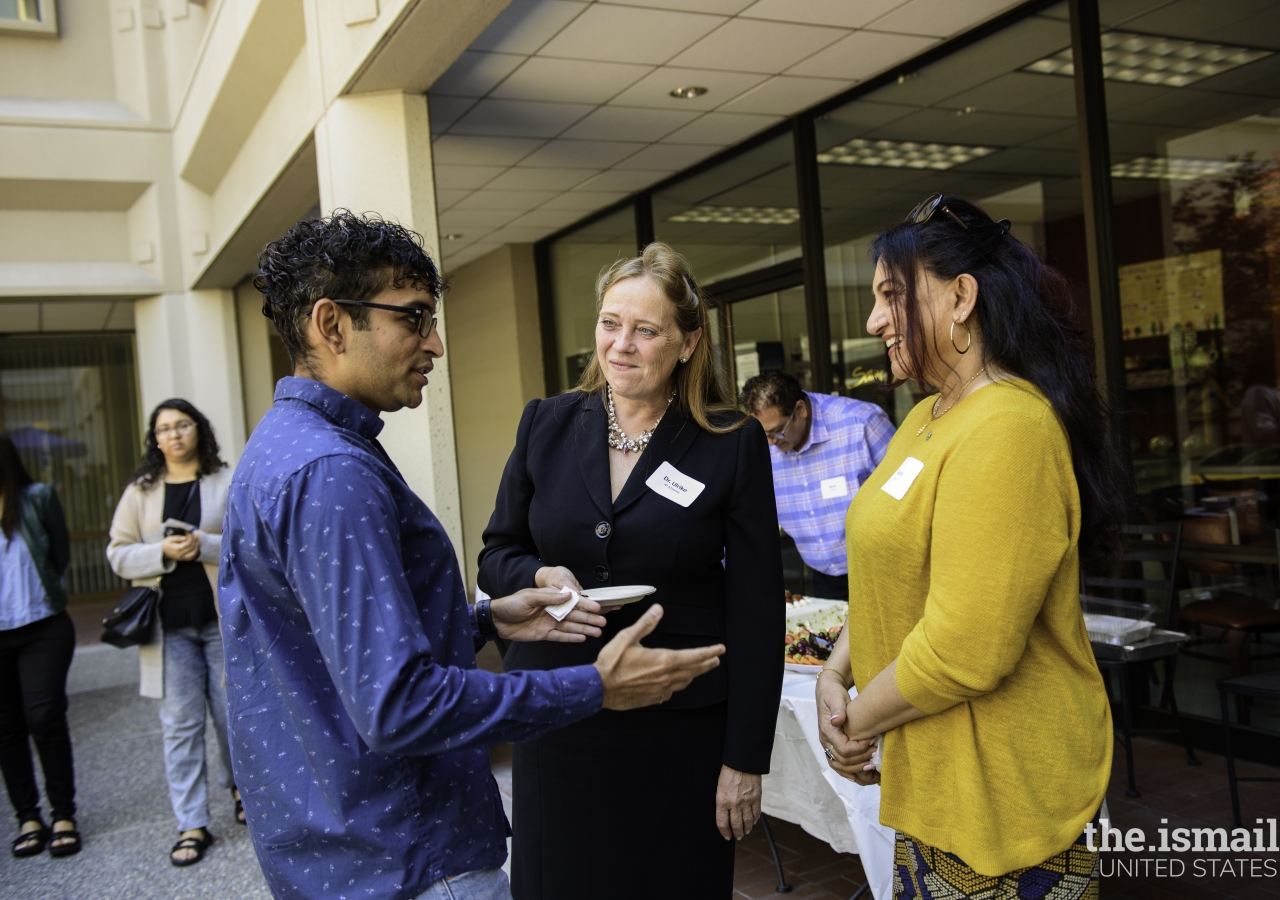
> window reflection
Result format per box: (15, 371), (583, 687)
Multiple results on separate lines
(653, 134), (801, 285)
(726, 287), (810, 393)
(1100, 0), (1280, 732)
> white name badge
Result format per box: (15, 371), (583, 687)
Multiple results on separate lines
(820, 475), (848, 500)
(880, 457), (925, 500)
(645, 461), (705, 508)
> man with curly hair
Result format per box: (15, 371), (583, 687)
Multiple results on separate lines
(219, 211), (724, 900)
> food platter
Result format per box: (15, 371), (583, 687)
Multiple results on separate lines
(578, 585), (657, 608)
(784, 594), (846, 670)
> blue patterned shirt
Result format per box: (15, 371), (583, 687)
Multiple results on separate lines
(219, 377), (603, 900)
(769, 392), (895, 576)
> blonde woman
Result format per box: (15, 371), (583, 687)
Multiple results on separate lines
(479, 243), (784, 899)
(107, 399), (236, 867)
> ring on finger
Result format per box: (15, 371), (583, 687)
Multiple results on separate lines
(823, 745), (835, 762)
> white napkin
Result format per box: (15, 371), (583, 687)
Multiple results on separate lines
(545, 589), (580, 622)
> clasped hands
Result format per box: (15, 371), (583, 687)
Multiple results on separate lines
(816, 668), (880, 786)
(161, 531), (202, 563)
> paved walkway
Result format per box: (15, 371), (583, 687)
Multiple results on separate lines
(0, 682), (269, 900)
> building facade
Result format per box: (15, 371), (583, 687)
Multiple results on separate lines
(2, 0), (1278, 752)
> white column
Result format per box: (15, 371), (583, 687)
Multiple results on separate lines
(313, 91), (463, 557)
(133, 289), (248, 463)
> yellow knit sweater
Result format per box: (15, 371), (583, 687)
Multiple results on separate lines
(846, 379), (1112, 875)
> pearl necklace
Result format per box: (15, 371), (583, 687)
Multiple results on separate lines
(916, 367), (986, 437)
(607, 385), (673, 454)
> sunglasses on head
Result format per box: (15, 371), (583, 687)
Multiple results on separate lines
(905, 193), (1012, 237)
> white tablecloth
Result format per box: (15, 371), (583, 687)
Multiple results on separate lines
(761, 673), (896, 900)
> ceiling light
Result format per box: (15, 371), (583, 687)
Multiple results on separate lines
(442, 233), (464, 240)
(1022, 31), (1272, 87)
(1111, 156), (1242, 180)
(667, 205), (800, 225)
(669, 86), (708, 99)
(816, 138), (1000, 170)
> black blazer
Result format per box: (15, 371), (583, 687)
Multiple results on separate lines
(478, 391), (784, 774)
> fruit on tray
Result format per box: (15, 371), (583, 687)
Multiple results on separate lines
(785, 624), (842, 666)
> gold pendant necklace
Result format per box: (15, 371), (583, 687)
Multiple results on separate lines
(916, 366), (986, 437)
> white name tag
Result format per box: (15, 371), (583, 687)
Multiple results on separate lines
(880, 457), (924, 500)
(645, 461), (705, 508)
(820, 475), (848, 500)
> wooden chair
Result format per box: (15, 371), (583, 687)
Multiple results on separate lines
(1082, 523), (1199, 797)
(1176, 528), (1280, 725)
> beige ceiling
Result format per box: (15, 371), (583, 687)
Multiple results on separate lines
(430, 0), (1028, 268)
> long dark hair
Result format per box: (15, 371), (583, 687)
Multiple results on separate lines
(870, 195), (1128, 565)
(130, 399), (226, 489)
(0, 432), (35, 539)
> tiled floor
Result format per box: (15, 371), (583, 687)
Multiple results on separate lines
(733, 737), (1280, 900)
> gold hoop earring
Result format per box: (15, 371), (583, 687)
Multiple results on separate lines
(950, 320), (972, 355)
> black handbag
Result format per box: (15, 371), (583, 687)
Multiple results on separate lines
(101, 586), (160, 648)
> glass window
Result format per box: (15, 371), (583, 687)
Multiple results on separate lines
(727, 287), (810, 394)
(546, 205), (636, 393)
(0, 334), (142, 599)
(816, 2), (1085, 424)
(653, 133), (801, 286)
(0, 0), (55, 35)
(1095, 0), (1280, 731)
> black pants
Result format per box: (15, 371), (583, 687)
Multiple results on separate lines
(807, 568), (849, 601)
(0, 611), (77, 823)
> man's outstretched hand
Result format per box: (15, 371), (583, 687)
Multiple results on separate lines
(489, 588), (608, 643)
(593, 604), (724, 710)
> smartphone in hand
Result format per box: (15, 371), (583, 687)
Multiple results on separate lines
(163, 518), (195, 537)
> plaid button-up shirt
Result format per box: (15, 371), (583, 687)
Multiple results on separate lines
(769, 391), (895, 576)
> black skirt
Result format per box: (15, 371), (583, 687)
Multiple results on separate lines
(510, 702), (735, 900)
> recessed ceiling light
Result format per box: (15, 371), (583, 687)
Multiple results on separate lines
(667, 205), (800, 225)
(442, 233), (464, 240)
(1111, 156), (1241, 180)
(1022, 31), (1272, 87)
(816, 138), (1000, 170)
(669, 86), (708, 99)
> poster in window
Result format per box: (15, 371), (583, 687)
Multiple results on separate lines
(1119, 249), (1224, 339)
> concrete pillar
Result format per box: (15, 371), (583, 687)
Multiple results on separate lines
(133, 289), (247, 463)
(313, 91), (463, 558)
(235, 278), (277, 436)
(447, 244), (544, 591)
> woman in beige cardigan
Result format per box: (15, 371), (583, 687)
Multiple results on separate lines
(107, 399), (235, 868)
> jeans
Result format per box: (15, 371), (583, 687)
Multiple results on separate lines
(415, 869), (512, 900)
(160, 620), (232, 831)
(0, 611), (76, 823)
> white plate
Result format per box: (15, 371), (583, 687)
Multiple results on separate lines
(579, 585), (657, 608)
(784, 662), (824, 674)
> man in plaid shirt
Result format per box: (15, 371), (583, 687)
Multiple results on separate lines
(741, 370), (894, 600)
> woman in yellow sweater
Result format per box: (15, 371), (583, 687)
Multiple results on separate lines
(817, 194), (1126, 899)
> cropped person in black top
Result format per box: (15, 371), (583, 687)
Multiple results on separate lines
(107, 400), (236, 867)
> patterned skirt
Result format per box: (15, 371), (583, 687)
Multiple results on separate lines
(893, 828), (1100, 900)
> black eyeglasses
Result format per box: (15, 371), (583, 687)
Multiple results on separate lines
(906, 193), (1013, 239)
(330, 299), (438, 339)
(906, 193), (969, 230)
